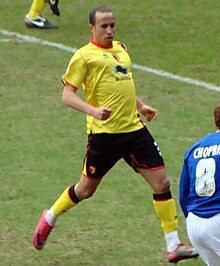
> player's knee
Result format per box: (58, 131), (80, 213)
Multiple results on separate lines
(155, 177), (170, 193)
(162, 178), (170, 191)
(84, 189), (95, 199)
(77, 187), (96, 200)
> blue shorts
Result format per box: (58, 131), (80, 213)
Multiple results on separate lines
(82, 126), (165, 179)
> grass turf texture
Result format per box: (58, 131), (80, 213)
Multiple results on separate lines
(0, 0), (219, 265)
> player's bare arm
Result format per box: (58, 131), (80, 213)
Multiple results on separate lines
(136, 97), (158, 122)
(63, 84), (112, 120)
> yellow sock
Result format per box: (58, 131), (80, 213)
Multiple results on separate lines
(52, 186), (77, 216)
(153, 198), (178, 234)
(27, 0), (47, 18)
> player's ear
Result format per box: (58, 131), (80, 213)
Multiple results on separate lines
(89, 24), (94, 33)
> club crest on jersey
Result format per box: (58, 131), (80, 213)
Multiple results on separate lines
(113, 65), (132, 81)
(112, 53), (120, 62)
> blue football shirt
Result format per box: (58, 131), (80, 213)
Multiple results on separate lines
(179, 132), (220, 218)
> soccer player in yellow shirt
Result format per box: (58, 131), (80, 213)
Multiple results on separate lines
(32, 6), (199, 263)
(25, 0), (59, 29)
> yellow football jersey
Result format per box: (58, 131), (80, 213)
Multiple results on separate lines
(62, 39), (144, 134)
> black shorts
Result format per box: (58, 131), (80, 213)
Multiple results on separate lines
(82, 126), (165, 179)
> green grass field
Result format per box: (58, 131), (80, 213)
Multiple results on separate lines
(1, 0), (220, 265)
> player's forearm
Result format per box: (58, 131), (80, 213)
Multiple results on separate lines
(136, 96), (145, 112)
(62, 85), (95, 116)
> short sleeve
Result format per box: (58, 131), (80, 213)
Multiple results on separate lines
(61, 50), (87, 89)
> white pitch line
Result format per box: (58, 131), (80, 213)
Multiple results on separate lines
(0, 38), (25, 43)
(132, 64), (220, 93)
(0, 29), (76, 53)
(1, 29), (220, 93)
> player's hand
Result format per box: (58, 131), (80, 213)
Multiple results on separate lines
(140, 105), (158, 122)
(92, 106), (112, 120)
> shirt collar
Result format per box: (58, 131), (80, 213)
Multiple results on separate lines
(90, 37), (113, 49)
